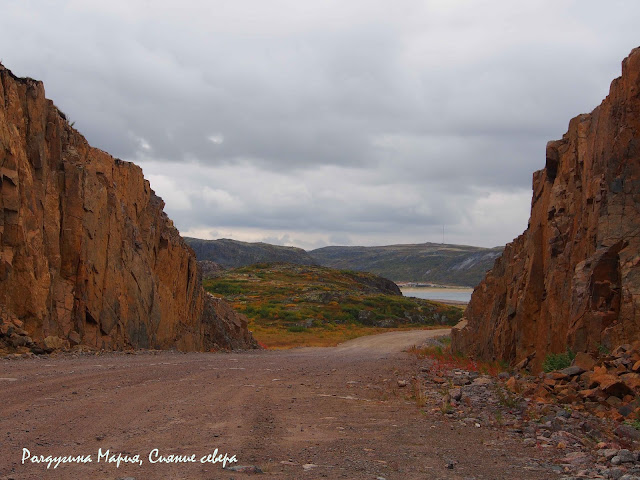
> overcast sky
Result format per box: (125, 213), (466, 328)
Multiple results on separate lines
(1, 1), (638, 249)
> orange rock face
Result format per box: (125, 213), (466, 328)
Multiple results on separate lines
(0, 64), (256, 352)
(452, 48), (640, 371)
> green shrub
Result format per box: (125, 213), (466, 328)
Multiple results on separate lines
(287, 325), (308, 333)
(281, 311), (299, 322)
(342, 307), (360, 322)
(542, 350), (576, 373)
(625, 419), (640, 431)
(204, 280), (247, 295)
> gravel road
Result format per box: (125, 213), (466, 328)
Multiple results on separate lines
(0, 329), (554, 479)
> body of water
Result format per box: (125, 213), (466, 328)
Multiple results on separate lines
(400, 287), (473, 303)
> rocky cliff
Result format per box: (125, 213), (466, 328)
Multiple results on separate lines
(0, 64), (256, 353)
(452, 48), (640, 371)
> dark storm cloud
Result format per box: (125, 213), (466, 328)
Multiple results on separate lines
(1, 0), (639, 247)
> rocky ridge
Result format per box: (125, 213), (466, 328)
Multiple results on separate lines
(185, 237), (318, 269)
(0, 64), (256, 354)
(310, 242), (503, 286)
(452, 48), (640, 370)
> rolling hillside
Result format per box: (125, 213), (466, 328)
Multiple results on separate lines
(309, 243), (503, 287)
(185, 237), (503, 287)
(184, 238), (317, 268)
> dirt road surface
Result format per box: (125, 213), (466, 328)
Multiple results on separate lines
(1, 329), (554, 479)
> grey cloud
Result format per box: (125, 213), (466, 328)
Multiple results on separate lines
(1, 1), (638, 248)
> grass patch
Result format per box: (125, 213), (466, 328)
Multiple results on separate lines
(411, 378), (427, 408)
(597, 343), (610, 356)
(542, 350), (576, 373)
(287, 325), (308, 333)
(205, 279), (249, 295)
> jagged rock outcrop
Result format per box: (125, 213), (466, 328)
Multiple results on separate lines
(202, 294), (255, 349)
(0, 64), (256, 353)
(452, 48), (640, 371)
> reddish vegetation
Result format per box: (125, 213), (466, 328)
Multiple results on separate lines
(0, 64), (255, 353)
(453, 48), (640, 371)
(409, 344), (508, 377)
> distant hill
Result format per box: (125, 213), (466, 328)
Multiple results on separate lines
(185, 238), (503, 287)
(309, 243), (503, 287)
(184, 238), (317, 268)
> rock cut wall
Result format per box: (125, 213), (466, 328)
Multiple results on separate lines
(452, 48), (640, 371)
(0, 64), (256, 352)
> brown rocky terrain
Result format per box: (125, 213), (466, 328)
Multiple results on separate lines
(415, 336), (640, 480)
(0, 64), (255, 354)
(510, 343), (640, 422)
(452, 47), (640, 371)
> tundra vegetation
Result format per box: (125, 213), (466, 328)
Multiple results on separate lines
(203, 263), (462, 348)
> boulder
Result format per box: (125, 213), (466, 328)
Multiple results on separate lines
(505, 376), (520, 393)
(573, 353), (597, 371)
(559, 365), (586, 377)
(615, 424), (640, 441)
(43, 336), (69, 352)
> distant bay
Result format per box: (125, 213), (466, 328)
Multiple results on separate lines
(400, 287), (473, 304)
